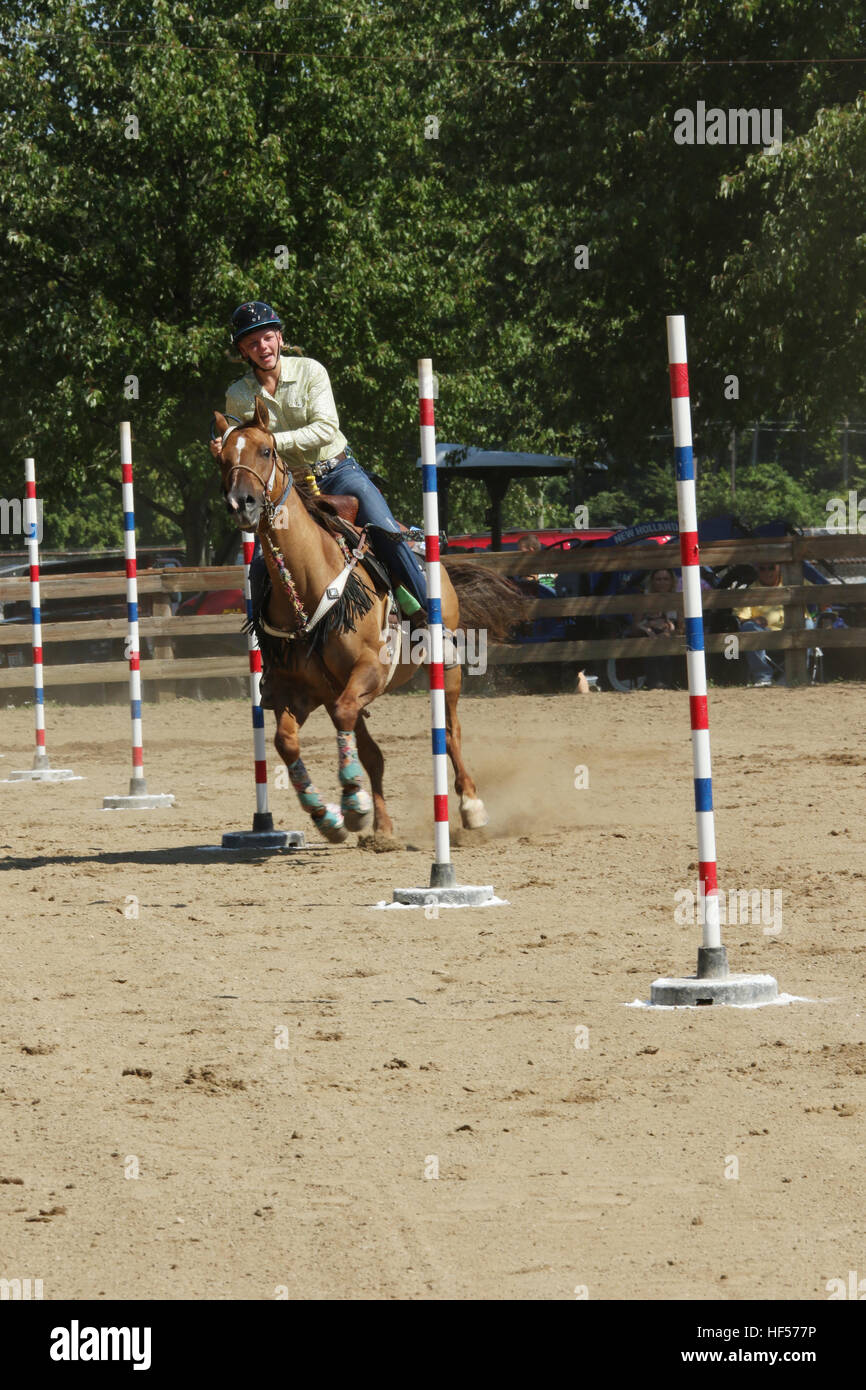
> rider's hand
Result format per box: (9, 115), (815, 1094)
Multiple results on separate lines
(209, 439), (222, 460)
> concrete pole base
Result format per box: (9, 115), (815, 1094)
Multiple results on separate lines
(103, 792), (175, 809)
(220, 829), (305, 850)
(7, 767), (78, 782)
(392, 883), (495, 907)
(650, 972), (779, 1006)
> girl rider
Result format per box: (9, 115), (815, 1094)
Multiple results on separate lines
(209, 301), (429, 620)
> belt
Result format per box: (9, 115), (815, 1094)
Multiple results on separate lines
(313, 449), (350, 478)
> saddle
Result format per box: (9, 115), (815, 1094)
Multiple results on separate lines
(328, 494), (360, 524)
(326, 494), (409, 535)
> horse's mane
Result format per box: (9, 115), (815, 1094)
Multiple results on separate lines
(288, 464), (348, 542)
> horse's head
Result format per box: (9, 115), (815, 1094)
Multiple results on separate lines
(213, 397), (281, 530)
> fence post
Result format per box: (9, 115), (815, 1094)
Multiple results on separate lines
(150, 591), (175, 702)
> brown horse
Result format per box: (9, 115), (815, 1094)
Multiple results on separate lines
(212, 399), (520, 845)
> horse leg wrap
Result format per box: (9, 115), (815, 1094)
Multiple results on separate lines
(460, 792), (489, 829)
(336, 730), (373, 832)
(288, 757), (347, 843)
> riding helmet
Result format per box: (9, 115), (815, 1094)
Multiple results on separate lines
(230, 301), (283, 345)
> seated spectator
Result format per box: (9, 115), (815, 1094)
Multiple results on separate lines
(734, 561), (831, 686)
(516, 533), (542, 579)
(626, 568), (683, 690)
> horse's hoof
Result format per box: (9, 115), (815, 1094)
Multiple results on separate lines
(460, 794), (489, 829)
(317, 805), (348, 843)
(342, 788), (373, 832)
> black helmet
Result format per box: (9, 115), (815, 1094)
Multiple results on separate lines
(230, 300), (283, 346)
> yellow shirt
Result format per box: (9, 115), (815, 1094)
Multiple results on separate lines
(735, 578), (814, 630)
(225, 354), (348, 467)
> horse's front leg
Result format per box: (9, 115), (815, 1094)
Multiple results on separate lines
(274, 704), (348, 844)
(331, 651), (387, 833)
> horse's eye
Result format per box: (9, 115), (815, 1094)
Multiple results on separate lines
(259, 446), (271, 457)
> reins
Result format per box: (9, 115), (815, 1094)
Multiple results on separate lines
(222, 424), (371, 642)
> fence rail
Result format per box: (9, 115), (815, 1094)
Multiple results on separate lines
(1, 536), (865, 693)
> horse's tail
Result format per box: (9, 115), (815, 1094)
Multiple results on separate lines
(443, 560), (529, 643)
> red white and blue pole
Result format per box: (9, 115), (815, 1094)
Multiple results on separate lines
(418, 358), (454, 887)
(666, 316), (725, 974)
(102, 424), (173, 809)
(220, 533), (296, 849)
(390, 360), (494, 904)
(243, 531), (274, 830)
(651, 319), (777, 1002)
(25, 458), (49, 771)
(7, 459), (77, 781)
(122, 423), (147, 796)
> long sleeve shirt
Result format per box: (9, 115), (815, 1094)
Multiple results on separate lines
(225, 354), (348, 467)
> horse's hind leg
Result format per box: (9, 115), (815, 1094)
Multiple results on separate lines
(444, 665), (489, 829)
(274, 703), (348, 844)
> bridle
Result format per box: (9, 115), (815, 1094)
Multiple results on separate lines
(219, 420), (293, 522)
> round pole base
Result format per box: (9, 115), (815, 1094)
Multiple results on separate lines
(392, 883), (496, 907)
(103, 792), (175, 810)
(220, 828), (305, 850)
(650, 973), (779, 1007)
(7, 767), (78, 782)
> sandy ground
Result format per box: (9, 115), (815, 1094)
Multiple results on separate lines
(1, 681), (864, 1302)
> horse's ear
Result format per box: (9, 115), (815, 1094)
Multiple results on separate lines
(213, 411), (228, 437)
(253, 396), (270, 431)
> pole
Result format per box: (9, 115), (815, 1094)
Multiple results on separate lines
(651, 318), (778, 1004)
(26, 458), (49, 771)
(667, 319), (724, 976)
(389, 360), (495, 906)
(102, 424), (174, 809)
(418, 358), (454, 888)
(122, 423), (146, 797)
(6, 460), (77, 782)
(220, 534), (300, 849)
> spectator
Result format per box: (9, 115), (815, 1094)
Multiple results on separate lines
(516, 533), (542, 580)
(734, 561), (822, 686)
(626, 568), (683, 690)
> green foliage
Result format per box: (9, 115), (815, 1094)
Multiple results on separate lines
(0, 2), (863, 559)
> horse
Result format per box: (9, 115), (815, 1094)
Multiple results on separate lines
(212, 398), (521, 845)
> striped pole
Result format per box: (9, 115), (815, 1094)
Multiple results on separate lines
(418, 358), (454, 888)
(220, 534), (299, 849)
(391, 360), (494, 904)
(650, 319), (777, 1003)
(25, 459), (49, 771)
(102, 424), (173, 809)
(666, 317), (725, 976)
(122, 423), (147, 797)
(6, 461), (76, 781)
(243, 532), (272, 828)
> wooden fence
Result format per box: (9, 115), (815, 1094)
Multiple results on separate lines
(1, 534), (865, 694)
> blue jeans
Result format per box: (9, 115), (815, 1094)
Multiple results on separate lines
(317, 453), (428, 612)
(739, 616), (816, 684)
(738, 620), (780, 683)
